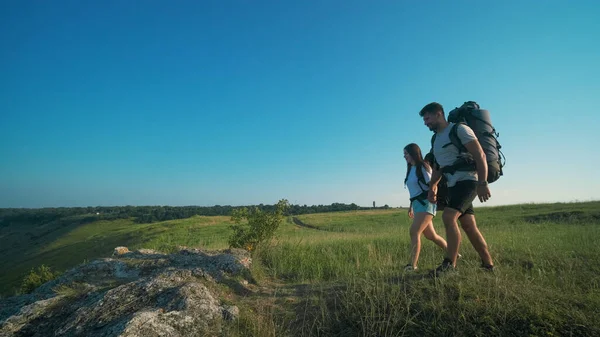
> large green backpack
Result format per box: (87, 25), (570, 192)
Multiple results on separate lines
(430, 101), (505, 184)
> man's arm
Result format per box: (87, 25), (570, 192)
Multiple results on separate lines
(463, 140), (491, 202)
(427, 166), (442, 203)
(429, 167), (442, 188)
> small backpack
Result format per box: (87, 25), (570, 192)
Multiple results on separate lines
(414, 164), (429, 190)
(409, 164), (430, 206)
(430, 101), (505, 184)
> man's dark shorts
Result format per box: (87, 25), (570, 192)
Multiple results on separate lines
(446, 180), (477, 215)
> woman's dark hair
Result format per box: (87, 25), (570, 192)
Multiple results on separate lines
(404, 143), (431, 187)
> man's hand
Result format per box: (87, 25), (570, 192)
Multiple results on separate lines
(428, 184), (438, 203)
(477, 184), (491, 203)
(408, 207), (414, 219)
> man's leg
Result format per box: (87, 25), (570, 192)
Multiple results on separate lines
(459, 214), (493, 266)
(441, 180), (479, 268)
(442, 208), (462, 267)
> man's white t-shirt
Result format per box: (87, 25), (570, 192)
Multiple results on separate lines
(407, 165), (431, 198)
(433, 122), (478, 187)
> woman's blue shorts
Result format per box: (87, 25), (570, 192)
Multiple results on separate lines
(412, 199), (437, 216)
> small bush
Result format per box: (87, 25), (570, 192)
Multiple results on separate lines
(20, 265), (59, 294)
(53, 282), (91, 299)
(228, 199), (289, 253)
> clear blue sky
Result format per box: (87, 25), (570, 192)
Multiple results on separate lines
(1, 0), (599, 208)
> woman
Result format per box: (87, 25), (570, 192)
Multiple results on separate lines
(403, 143), (447, 271)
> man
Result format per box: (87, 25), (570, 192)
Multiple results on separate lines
(419, 102), (494, 276)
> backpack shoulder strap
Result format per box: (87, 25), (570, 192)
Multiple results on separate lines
(449, 123), (467, 153)
(441, 123), (476, 175)
(429, 134), (440, 171)
(415, 164), (428, 191)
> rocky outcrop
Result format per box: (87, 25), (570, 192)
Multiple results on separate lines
(0, 247), (252, 337)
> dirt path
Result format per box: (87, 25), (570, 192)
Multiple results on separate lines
(291, 217), (322, 230)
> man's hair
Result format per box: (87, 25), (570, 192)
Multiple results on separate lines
(419, 102), (444, 117)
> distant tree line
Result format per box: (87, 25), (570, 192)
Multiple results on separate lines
(0, 203), (391, 227)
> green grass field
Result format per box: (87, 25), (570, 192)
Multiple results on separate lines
(2, 201), (599, 336)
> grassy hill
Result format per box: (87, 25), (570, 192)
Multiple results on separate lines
(1, 201), (599, 335)
(0, 214), (236, 295)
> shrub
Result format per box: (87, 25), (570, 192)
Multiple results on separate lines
(20, 264), (59, 294)
(228, 199), (289, 252)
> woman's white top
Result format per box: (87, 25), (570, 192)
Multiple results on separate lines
(407, 165), (431, 198)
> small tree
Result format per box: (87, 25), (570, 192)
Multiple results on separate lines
(20, 265), (59, 294)
(228, 199), (289, 252)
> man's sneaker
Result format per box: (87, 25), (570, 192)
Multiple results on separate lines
(404, 264), (417, 272)
(481, 263), (495, 272)
(430, 258), (455, 277)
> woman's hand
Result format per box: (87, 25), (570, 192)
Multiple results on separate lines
(408, 207), (414, 219)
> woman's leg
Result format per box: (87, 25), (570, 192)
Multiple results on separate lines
(423, 222), (448, 251)
(409, 212), (434, 269)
